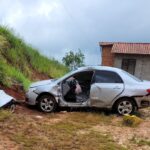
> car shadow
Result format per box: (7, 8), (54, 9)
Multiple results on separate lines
(18, 101), (141, 117)
(59, 107), (114, 116)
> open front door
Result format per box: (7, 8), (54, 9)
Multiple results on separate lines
(90, 70), (124, 107)
(61, 70), (94, 107)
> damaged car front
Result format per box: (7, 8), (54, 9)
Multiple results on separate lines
(0, 90), (16, 112)
(25, 79), (59, 106)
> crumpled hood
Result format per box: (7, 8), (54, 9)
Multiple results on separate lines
(30, 79), (55, 88)
(0, 90), (14, 107)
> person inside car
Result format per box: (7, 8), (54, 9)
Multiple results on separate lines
(64, 77), (82, 102)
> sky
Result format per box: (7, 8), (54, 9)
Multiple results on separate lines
(0, 0), (150, 65)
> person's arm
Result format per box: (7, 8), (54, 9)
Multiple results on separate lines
(75, 82), (82, 94)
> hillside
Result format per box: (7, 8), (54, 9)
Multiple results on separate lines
(0, 26), (68, 92)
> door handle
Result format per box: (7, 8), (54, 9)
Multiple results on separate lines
(113, 86), (121, 89)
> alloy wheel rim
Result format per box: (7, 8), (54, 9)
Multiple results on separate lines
(118, 101), (133, 115)
(40, 98), (54, 112)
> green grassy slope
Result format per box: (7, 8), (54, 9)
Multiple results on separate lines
(0, 26), (69, 90)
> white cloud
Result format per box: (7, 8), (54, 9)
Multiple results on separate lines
(37, 1), (60, 18)
(0, 0), (150, 65)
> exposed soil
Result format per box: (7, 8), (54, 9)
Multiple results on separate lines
(0, 84), (25, 100)
(31, 69), (51, 81)
(0, 132), (18, 150)
(0, 70), (51, 100)
(92, 120), (150, 150)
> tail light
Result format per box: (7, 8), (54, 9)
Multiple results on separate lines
(146, 89), (150, 95)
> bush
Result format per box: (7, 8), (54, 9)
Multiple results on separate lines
(123, 114), (143, 127)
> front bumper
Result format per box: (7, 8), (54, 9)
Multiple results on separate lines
(25, 88), (38, 105)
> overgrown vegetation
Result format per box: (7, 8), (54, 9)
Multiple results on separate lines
(0, 26), (68, 90)
(122, 114), (143, 127)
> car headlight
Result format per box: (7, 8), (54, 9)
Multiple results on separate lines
(27, 87), (37, 93)
(31, 88), (39, 94)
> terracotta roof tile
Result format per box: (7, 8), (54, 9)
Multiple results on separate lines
(99, 42), (150, 55)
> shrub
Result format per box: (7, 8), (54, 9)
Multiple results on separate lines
(123, 114), (143, 127)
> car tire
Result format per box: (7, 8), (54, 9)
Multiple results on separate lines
(9, 103), (16, 113)
(3, 100), (16, 113)
(114, 98), (136, 115)
(37, 94), (57, 113)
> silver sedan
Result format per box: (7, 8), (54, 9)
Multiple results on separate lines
(25, 66), (150, 115)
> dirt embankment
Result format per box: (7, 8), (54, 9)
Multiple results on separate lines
(0, 72), (50, 100)
(0, 85), (25, 100)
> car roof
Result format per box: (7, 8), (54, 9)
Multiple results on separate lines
(77, 66), (122, 72)
(56, 66), (124, 83)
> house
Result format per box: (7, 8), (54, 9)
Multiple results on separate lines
(100, 42), (150, 80)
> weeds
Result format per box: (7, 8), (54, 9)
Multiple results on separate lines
(0, 26), (68, 90)
(137, 139), (150, 146)
(131, 136), (150, 147)
(66, 112), (114, 126)
(123, 114), (143, 127)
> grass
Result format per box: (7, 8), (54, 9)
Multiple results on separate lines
(0, 26), (69, 90)
(137, 139), (150, 146)
(0, 60), (31, 89)
(65, 112), (115, 126)
(122, 114), (143, 127)
(131, 136), (150, 147)
(0, 111), (126, 150)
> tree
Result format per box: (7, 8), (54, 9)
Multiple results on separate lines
(62, 50), (85, 70)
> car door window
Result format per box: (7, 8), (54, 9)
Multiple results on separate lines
(94, 70), (123, 83)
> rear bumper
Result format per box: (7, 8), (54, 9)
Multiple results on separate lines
(135, 96), (150, 108)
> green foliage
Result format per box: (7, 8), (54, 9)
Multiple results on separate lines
(123, 114), (143, 127)
(62, 49), (85, 70)
(0, 60), (31, 90)
(0, 26), (68, 90)
(24, 46), (68, 77)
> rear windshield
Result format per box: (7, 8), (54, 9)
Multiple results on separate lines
(122, 70), (142, 82)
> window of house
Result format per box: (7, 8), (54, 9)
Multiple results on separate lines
(121, 59), (136, 75)
(93, 70), (123, 83)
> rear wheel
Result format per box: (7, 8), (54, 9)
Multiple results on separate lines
(115, 98), (136, 115)
(37, 95), (57, 113)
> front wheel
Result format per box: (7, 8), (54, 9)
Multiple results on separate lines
(37, 95), (57, 113)
(115, 98), (136, 115)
